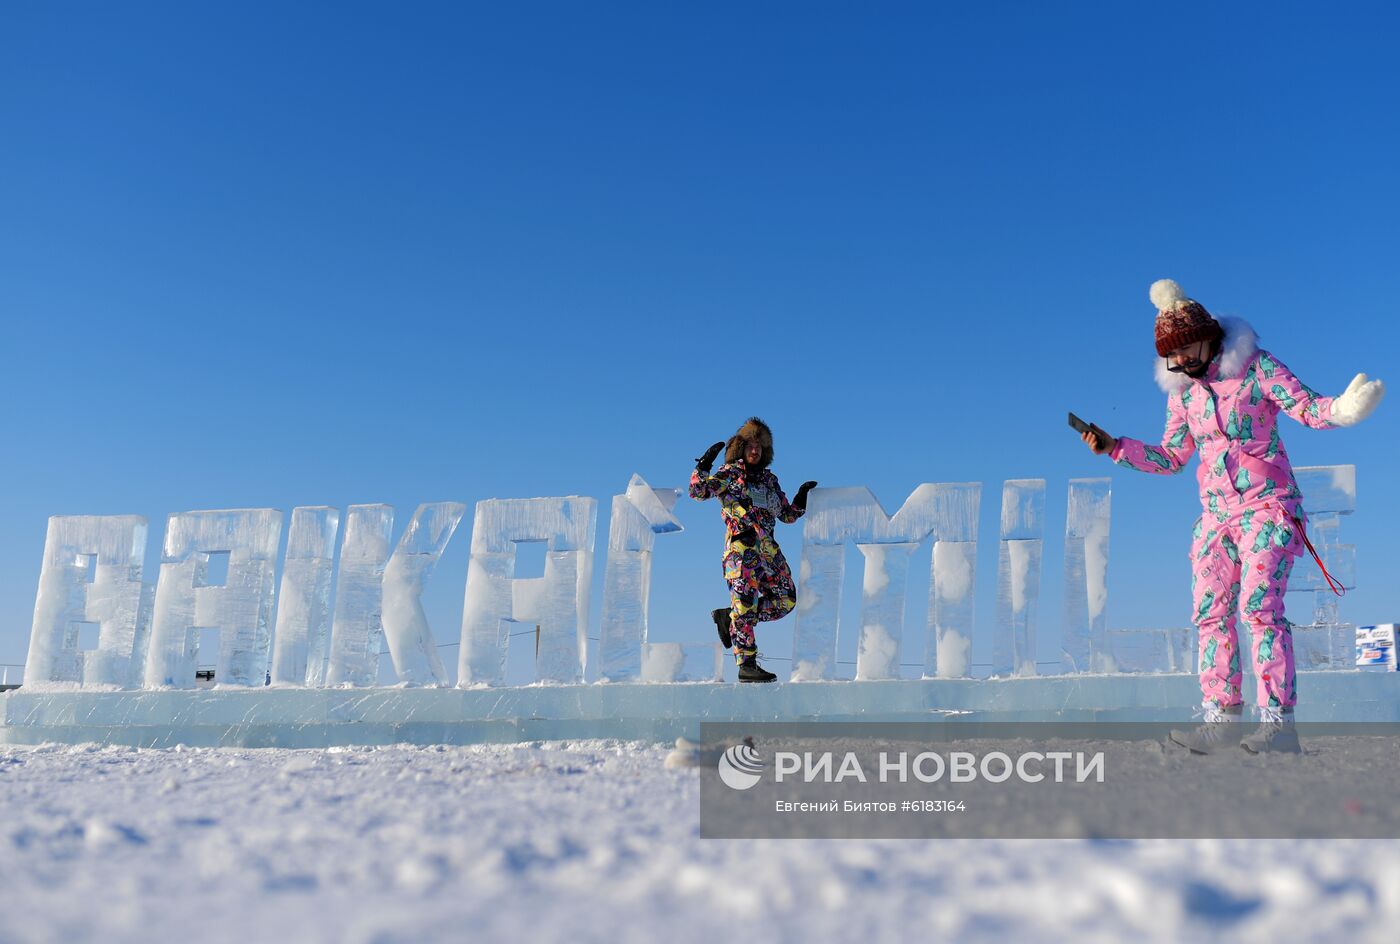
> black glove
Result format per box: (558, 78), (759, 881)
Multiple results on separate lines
(695, 440), (725, 473)
(792, 481), (818, 512)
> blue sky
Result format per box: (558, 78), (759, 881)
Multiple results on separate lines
(2, 1), (1396, 683)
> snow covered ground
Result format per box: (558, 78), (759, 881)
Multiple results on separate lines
(1, 740), (1398, 944)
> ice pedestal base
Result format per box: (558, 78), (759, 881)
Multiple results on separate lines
(4, 671), (1399, 747)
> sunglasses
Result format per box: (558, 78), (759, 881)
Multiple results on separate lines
(1165, 358), (1205, 374)
(1164, 342), (1211, 373)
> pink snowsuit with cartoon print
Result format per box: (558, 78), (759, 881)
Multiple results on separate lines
(1110, 320), (1338, 710)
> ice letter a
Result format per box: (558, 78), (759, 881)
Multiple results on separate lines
(26, 515), (149, 688)
(144, 509), (282, 688)
(599, 474), (683, 682)
(458, 497), (597, 686)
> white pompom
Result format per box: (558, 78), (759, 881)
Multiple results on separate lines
(1149, 278), (1187, 311)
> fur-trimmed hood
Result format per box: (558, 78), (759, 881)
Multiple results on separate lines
(1154, 316), (1259, 394)
(725, 416), (774, 468)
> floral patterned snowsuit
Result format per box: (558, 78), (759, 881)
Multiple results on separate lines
(689, 462), (804, 658)
(1110, 330), (1338, 709)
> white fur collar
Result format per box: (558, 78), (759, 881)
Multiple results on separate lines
(1153, 316), (1259, 394)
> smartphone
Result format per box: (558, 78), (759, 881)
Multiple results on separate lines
(1069, 412), (1108, 449)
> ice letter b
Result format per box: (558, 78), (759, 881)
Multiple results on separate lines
(599, 474), (683, 682)
(143, 509), (283, 689)
(25, 515), (150, 688)
(458, 497), (597, 686)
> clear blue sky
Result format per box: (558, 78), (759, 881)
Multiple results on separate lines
(2, 1), (1396, 682)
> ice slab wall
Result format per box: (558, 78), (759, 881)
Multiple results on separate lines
(270, 507), (340, 686)
(25, 515), (150, 688)
(458, 497), (597, 686)
(1061, 478), (1112, 673)
(791, 484), (981, 681)
(993, 480), (1045, 678)
(144, 510), (283, 689)
(599, 475), (684, 681)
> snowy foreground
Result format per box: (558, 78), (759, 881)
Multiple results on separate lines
(1, 741), (1398, 944)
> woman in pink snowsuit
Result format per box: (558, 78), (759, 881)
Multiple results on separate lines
(1085, 280), (1384, 753)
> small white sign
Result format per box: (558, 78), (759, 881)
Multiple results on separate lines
(1356, 624), (1398, 670)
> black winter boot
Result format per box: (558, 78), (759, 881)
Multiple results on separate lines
(711, 608), (732, 649)
(737, 654), (777, 683)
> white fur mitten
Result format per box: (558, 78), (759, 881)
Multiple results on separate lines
(1330, 373), (1386, 426)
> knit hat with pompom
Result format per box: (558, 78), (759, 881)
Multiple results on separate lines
(1151, 279), (1222, 356)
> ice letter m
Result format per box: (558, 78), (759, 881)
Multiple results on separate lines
(790, 484), (980, 681)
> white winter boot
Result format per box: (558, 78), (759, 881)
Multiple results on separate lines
(1240, 705), (1301, 754)
(1169, 701), (1244, 754)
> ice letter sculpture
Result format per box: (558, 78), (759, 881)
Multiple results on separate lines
(323, 502), (468, 687)
(1060, 478), (1112, 673)
(928, 491), (981, 680)
(1288, 465), (1358, 668)
(25, 515), (150, 688)
(458, 497), (597, 686)
(144, 509), (282, 688)
(325, 505), (393, 687)
(599, 474), (683, 682)
(992, 479), (1045, 678)
(790, 483), (980, 681)
(323, 502), (468, 688)
(381, 502), (467, 685)
(269, 507), (340, 686)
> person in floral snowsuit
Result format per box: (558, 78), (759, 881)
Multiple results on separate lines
(1084, 279), (1384, 753)
(690, 418), (816, 683)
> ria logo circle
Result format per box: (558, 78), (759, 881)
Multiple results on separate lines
(717, 743), (765, 790)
